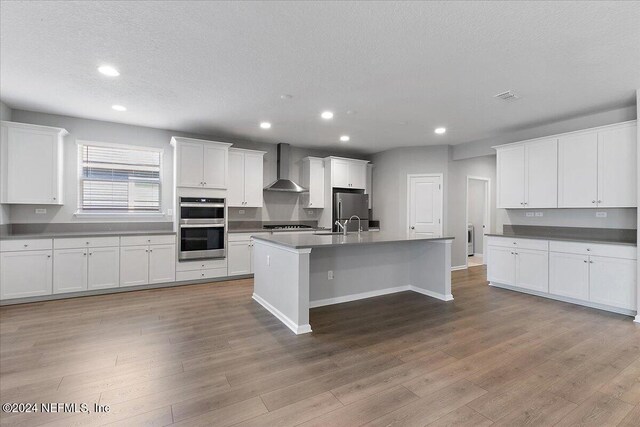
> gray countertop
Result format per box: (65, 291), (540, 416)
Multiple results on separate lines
(486, 233), (637, 247)
(0, 231), (177, 240)
(253, 231), (454, 249)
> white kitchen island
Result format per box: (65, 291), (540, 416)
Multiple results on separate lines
(252, 232), (455, 334)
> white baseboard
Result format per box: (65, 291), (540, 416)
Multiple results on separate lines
(252, 293), (312, 334)
(409, 286), (454, 301)
(309, 286), (410, 308)
(451, 265), (467, 271)
(489, 282), (637, 317)
(635, 314), (640, 324)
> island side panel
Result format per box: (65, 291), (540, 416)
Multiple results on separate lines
(409, 239), (453, 301)
(252, 240), (312, 334)
(308, 243), (412, 307)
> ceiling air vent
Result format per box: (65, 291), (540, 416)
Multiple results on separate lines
(494, 90), (519, 102)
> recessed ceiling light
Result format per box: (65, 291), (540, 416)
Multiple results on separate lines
(98, 65), (120, 77)
(112, 105), (126, 111)
(321, 111), (334, 120)
(340, 135), (350, 142)
(434, 127), (446, 135)
(346, 110), (357, 115)
(260, 122), (271, 129)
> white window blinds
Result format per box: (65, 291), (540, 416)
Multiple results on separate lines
(79, 144), (161, 212)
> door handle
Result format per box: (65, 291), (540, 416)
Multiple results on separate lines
(410, 226), (415, 230)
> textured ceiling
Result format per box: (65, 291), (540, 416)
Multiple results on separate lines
(1, 1), (639, 154)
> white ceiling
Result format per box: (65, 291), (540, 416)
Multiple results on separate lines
(1, 1), (639, 154)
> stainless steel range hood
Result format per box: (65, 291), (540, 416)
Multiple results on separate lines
(264, 143), (307, 193)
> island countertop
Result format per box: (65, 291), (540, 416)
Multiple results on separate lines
(252, 231), (454, 249)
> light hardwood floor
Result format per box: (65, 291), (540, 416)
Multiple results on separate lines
(1, 266), (639, 426)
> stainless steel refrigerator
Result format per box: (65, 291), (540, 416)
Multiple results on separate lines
(333, 192), (370, 232)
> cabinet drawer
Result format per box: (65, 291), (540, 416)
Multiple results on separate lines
(0, 239), (53, 252)
(176, 267), (227, 282)
(120, 234), (176, 246)
(54, 236), (119, 249)
(549, 241), (636, 260)
(176, 258), (227, 272)
(228, 232), (270, 242)
(487, 236), (548, 251)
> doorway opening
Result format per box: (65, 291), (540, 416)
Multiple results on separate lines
(465, 176), (490, 269)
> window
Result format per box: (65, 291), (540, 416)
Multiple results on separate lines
(78, 142), (162, 213)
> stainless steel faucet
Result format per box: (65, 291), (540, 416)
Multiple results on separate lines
(348, 215), (362, 235)
(335, 220), (349, 236)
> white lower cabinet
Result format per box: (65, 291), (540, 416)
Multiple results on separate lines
(549, 252), (589, 300)
(228, 240), (252, 276)
(53, 248), (88, 294)
(88, 247), (120, 290)
(589, 256), (636, 310)
(0, 250), (53, 299)
(488, 236), (637, 314)
(120, 243), (175, 287)
(515, 249), (548, 292)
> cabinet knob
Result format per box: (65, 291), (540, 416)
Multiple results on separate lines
(583, 260), (587, 263)
(47, 255), (51, 258)
(410, 226), (415, 230)
(309, 202), (313, 206)
(23, 244), (28, 247)
(89, 252), (93, 256)
(203, 182), (207, 185)
(592, 200), (596, 204)
(83, 252), (87, 256)
(590, 260), (594, 264)
(150, 249), (153, 253)
(53, 197), (56, 200)
(586, 248), (590, 251)
(201, 264), (205, 267)
(598, 200), (602, 204)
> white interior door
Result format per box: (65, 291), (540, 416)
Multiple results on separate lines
(407, 174), (442, 238)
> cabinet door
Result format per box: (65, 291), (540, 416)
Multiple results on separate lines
(120, 246), (149, 287)
(88, 246), (120, 290)
(549, 252), (589, 300)
(228, 240), (251, 276)
(558, 132), (598, 207)
(0, 250), (53, 299)
(497, 145), (525, 208)
(487, 246), (515, 285)
(597, 124), (637, 207)
(203, 144), (228, 189)
(515, 248), (549, 292)
(148, 244), (176, 284)
(6, 127), (59, 204)
(53, 248), (88, 294)
(589, 256), (636, 310)
(309, 160), (325, 208)
(177, 141), (204, 188)
(227, 150), (245, 207)
(525, 139), (557, 208)
(349, 162), (367, 189)
(332, 159), (350, 188)
(243, 152), (264, 207)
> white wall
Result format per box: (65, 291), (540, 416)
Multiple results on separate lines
(0, 101), (12, 225)
(6, 109), (362, 224)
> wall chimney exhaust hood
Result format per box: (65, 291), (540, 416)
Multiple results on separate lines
(264, 143), (307, 193)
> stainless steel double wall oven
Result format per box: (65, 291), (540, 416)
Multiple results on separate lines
(178, 197), (226, 260)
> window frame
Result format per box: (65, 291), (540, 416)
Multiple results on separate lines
(75, 140), (165, 218)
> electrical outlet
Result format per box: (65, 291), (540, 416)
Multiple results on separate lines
(328, 270), (334, 280)
(239, 209), (245, 214)
(596, 212), (607, 218)
(525, 212), (534, 217)
(266, 255), (270, 266)
(35, 208), (47, 214)
(535, 212), (543, 217)
(308, 210), (313, 215)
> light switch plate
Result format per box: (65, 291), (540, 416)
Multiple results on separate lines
(35, 208), (47, 214)
(328, 270), (334, 280)
(596, 212), (607, 218)
(525, 212), (534, 217)
(534, 212), (543, 217)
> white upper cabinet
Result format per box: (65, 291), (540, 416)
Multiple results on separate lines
(327, 157), (368, 189)
(558, 132), (599, 207)
(525, 139), (558, 208)
(172, 137), (232, 189)
(1, 121), (67, 205)
(597, 123), (636, 207)
(496, 145), (525, 208)
(227, 148), (265, 207)
(301, 157), (325, 208)
(497, 121), (636, 209)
